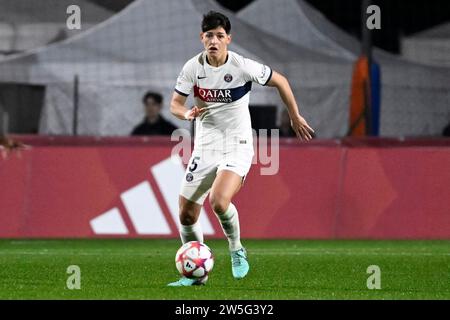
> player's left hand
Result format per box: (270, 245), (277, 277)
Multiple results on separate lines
(0, 136), (29, 159)
(290, 115), (315, 141)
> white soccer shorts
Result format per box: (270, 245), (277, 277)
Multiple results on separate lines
(180, 147), (254, 205)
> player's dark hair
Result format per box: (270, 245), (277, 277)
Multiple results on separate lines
(142, 91), (163, 105)
(201, 11), (231, 34)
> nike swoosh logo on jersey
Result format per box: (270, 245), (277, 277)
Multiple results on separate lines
(197, 76), (207, 79)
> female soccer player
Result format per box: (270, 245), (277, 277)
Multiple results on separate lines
(168, 11), (314, 286)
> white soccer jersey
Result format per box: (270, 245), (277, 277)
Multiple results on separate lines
(175, 50), (272, 151)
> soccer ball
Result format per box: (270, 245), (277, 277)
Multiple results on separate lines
(175, 241), (214, 279)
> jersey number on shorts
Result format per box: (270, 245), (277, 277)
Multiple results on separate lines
(189, 157), (200, 172)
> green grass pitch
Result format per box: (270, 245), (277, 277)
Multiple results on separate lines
(0, 239), (448, 299)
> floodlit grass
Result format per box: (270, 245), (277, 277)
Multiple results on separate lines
(0, 239), (448, 299)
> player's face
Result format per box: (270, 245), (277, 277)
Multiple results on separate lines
(200, 27), (231, 60)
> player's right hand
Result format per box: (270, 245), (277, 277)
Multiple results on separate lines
(184, 106), (207, 121)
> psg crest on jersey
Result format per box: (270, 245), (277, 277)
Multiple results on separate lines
(224, 74), (233, 82)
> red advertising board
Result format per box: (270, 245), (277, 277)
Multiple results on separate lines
(1, 136), (449, 239)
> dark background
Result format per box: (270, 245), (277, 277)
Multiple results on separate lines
(216, 0), (450, 53)
(90, 0), (450, 54)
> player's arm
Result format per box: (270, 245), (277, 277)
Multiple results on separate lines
(267, 71), (315, 141)
(170, 91), (206, 121)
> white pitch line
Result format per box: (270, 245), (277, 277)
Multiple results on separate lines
(0, 251), (163, 256)
(0, 250), (448, 257)
(250, 251), (450, 256)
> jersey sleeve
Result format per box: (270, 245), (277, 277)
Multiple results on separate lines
(241, 57), (273, 86)
(174, 60), (195, 97)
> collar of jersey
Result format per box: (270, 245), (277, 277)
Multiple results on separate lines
(204, 51), (230, 70)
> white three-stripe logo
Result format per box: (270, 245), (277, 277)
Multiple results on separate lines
(89, 155), (214, 235)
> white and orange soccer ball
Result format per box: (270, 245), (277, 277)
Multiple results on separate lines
(175, 241), (214, 279)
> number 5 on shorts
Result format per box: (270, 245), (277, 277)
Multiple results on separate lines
(189, 156), (200, 172)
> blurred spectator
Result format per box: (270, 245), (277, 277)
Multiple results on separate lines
(278, 109), (296, 137)
(0, 106), (27, 158)
(131, 91), (178, 136)
(443, 121), (450, 137)
(0, 135), (27, 158)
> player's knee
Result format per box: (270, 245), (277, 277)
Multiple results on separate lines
(209, 195), (230, 215)
(179, 207), (198, 225)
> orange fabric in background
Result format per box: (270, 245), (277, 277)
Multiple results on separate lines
(349, 56), (370, 136)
